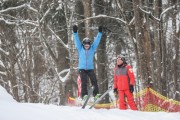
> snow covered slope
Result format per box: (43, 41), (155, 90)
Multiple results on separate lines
(0, 86), (16, 102)
(0, 85), (179, 120)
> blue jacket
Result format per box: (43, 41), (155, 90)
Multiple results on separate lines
(73, 32), (102, 70)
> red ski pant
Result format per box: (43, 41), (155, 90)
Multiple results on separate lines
(118, 90), (137, 110)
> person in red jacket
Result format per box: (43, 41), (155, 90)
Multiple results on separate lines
(113, 55), (137, 110)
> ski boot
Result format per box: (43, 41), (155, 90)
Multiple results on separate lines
(94, 94), (101, 101)
(83, 95), (88, 101)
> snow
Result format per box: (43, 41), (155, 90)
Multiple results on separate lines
(0, 4), (37, 13)
(0, 85), (180, 120)
(0, 60), (5, 67)
(0, 71), (7, 75)
(139, 4), (175, 21)
(78, 14), (127, 24)
(0, 47), (9, 56)
(57, 68), (70, 82)
(0, 86), (16, 102)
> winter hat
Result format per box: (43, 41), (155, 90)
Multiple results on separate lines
(121, 57), (126, 63)
(117, 55), (127, 64)
(82, 38), (91, 45)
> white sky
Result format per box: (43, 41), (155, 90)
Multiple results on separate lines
(0, 86), (180, 120)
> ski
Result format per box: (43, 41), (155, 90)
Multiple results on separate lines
(82, 86), (94, 109)
(89, 85), (113, 109)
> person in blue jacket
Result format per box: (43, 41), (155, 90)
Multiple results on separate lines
(73, 25), (103, 100)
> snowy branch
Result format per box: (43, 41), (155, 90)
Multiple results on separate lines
(139, 7), (160, 21)
(0, 48), (9, 56)
(0, 71), (7, 76)
(159, 5), (174, 20)
(47, 26), (68, 49)
(128, 16), (135, 26)
(20, 20), (38, 27)
(19, 81), (43, 99)
(40, 8), (51, 23)
(54, 68), (70, 83)
(0, 17), (38, 26)
(58, 69), (70, 83)
(0, 61), (5, 68)
(26, 4), (38, 13)
(76, 14), (126, 24)
(0, 79), (7, 84)
(0, 4), (38, 26)
(0, 17), (16, 25)
(0, 4), (38, 13)
(139, 5), (175, 21)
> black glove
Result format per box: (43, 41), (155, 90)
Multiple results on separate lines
(73, 25), (78, 33)
(129, 85), (134, 93)
(113, 88), (118, 95)
(99, 26), (103, 32)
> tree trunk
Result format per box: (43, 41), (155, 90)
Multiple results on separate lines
(171, 0), (179, 101)
(94, 0), (109, 103)
(133, 0), (149, 88)
(82, 0), (93, 37)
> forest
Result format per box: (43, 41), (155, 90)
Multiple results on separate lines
(0, 0), (179, 106)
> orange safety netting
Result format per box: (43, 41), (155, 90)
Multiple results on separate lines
(68, 96), (117, 109)
(68, 87), (180, 112)
(135, 87), (180, 112)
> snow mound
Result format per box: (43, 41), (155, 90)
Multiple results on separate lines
(0, 85), (16, 102)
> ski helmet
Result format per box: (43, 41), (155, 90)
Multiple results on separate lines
(82, 38), (91, 45)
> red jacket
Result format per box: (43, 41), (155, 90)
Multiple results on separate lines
(114, 64), (135, 90)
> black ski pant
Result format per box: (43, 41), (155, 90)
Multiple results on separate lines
(79, 69), (99, 98)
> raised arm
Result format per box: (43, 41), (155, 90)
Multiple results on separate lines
(73, 25), (82, 50)
(91, 26), (103, 50)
